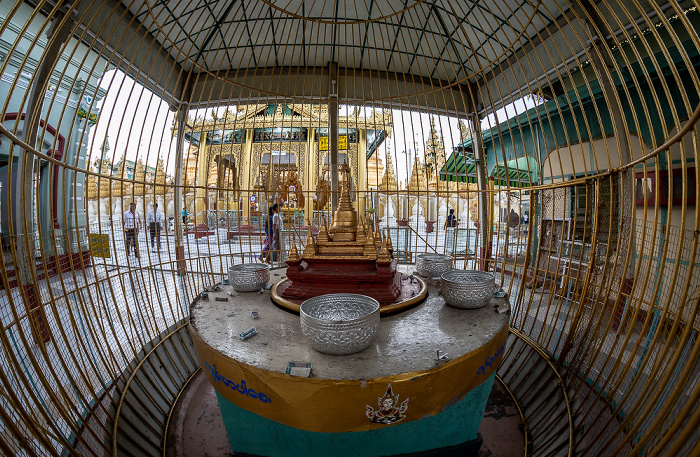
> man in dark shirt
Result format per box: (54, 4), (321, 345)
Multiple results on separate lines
(445, 208), (457, 228)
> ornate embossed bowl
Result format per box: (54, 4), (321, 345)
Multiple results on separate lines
(228, 263), (271, 292)
(299, 294), (380, 355)
(416, 253), (454, 278)
(440, 270), (495, 309)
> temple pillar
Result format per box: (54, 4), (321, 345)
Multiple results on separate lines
(240, 129), (254, 223)
(357, 131), (367, 215)
(329, 62), (339, 211)
(195, 132), (209, 217)
(174, 105), (188, 275)
(305, 129), (315, 218)
(470, 113), (491, 271)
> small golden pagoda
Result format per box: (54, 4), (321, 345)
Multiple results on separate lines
(277, 163), (402, 304)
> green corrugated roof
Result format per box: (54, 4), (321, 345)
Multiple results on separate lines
(439, 153), (533, 187)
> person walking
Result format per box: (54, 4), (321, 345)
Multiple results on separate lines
(259, 205), (275, 262)
(445, 208), (457, 255)
(123, 202), (141, 258)
(146, 203), (163, 251)
(182, 207), (187, 225)
(269, 203), (280, 262)
(445, 208), (457, 229)
(273, 203), (286, 262)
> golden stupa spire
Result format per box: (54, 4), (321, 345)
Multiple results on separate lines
(363, 228), (378, 258)
(356, 217), (367, 245)
(328, 162), (358, 241)
(288, 238), (301, 262)
(386, 229), (394, 254)
(317, 216), (330, 242)
(374, 224), (382, 247)
(377, 237), (391, 263)
(303, 224), (317, 258)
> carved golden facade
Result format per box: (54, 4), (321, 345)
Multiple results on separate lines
(179, 103), (393, 221)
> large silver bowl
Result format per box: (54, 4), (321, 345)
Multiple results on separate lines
(440, 270), (495, 309)
(300, 294), (380, 355)
(228, 263), (271, 292)
(416, 253), (454, 278)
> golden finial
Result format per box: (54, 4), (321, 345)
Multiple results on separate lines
(363, 226), (378, 258)
(386, 229), (394, 254)
(374, 224), (382, 247)
(318, 216), (330, 242)
(287, 230), (301, 262)
(303, 224), (317, 258)
(377, 237), (391, 263)
(288, 242), (301, 262)
(356, 217), (367, 244)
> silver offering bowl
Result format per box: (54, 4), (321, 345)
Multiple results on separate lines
(300, 294), (380, 355)
(228, 263), (271, 292)
(440, 270), (496, 309)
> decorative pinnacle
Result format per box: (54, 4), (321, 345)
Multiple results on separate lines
(303, 225), (317, 258)
(287, 231), (301, 262)
(363, 225), (378, 259)
(356, 217), (367, 244)
(318, 216), (330, 242)
(374, 224), (382, 246)
(386, 230), (394, 254)
(377, 237), (391, 263)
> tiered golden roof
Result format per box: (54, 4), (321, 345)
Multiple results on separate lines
(406, 155), (429, 193)
(153, 158), (169, 195)
(179, 104), (394, 134)
(378, 153), (399, 193)
(112, 154), (132, 197)
(133, 159), (147, 196)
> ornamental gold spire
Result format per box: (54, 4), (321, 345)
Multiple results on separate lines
(356, 217), (367, 245)
(328, 162), (358, 242)
(288, 239), (301, 262)
(363, 227), (378, 258)
(386, 229), (394, 254)
(317, 216), (330, 242)
(377, 237), (391, 263)
(303, 225), (317, 257)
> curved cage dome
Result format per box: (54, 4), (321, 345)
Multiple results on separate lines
(0, 0), (698, 455)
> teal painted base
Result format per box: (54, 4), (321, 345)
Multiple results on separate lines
(215, 372), (496, 457)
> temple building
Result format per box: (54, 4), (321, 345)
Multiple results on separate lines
(179, 104), (392, 223)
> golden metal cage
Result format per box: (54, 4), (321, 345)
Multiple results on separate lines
(0, 0), (698, 455)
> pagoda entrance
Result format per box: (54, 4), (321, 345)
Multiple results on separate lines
(262, 152), (304, 210)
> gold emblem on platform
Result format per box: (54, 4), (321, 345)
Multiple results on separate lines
(366, 383), (409, 424)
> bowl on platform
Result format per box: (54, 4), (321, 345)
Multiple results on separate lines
(228, 263), (271, 292)
(299, 294), (380, 355)
(440, 270), (495, 309)
(416, 253), (454, 278)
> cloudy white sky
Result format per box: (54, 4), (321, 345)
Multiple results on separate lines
(89, 70), (541, 181)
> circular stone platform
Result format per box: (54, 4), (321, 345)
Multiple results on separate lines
(188, 267), (510, 456)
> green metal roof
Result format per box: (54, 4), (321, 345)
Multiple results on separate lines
(439, 150), (533, 187)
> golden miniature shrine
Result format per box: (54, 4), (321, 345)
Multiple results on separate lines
(272, 163), (425, 312)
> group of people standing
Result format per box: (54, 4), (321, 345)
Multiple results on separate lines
(123, 202), (163, 258)
(260, 203), (284, 262)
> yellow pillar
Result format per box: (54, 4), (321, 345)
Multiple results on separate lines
(357, 130), (367, 214)
(305, 129), (315, 219)
(195, 132), (209, 217)
(241, 129), (254, 223)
